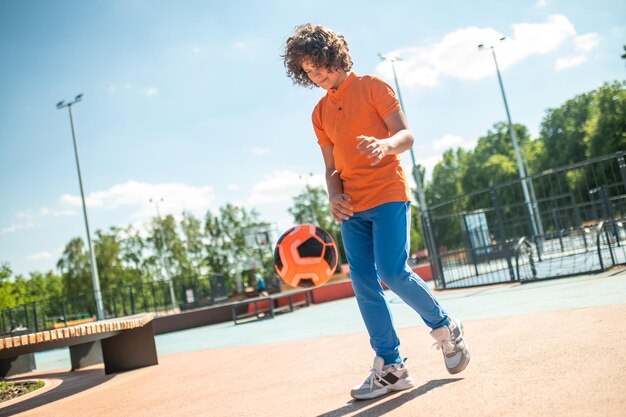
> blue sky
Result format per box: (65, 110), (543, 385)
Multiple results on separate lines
(1, 0), (624, 276)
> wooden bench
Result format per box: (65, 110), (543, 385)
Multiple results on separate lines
(0, 313), (158, 377)
(231, 289), (312, 324)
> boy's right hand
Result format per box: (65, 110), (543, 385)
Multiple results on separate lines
(330, 193), (353, 223)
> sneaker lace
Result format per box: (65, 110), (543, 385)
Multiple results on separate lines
(367, 367), (385, 389)
(432, 335), (455, 354)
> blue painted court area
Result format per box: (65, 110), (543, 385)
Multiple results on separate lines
(33, 268), (626, 372)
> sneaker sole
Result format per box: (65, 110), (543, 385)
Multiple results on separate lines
(351, 377), (416, 400)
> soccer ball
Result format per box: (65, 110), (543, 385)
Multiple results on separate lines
(273, 224), (338, 288)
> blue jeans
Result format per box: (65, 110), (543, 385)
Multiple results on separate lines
(341, 202), (449, 365)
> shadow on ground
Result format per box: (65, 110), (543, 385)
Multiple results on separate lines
(316, 378), (462, 417)
(0, 368), (115, 416)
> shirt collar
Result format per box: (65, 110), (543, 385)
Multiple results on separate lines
(327, 71), (356, 98)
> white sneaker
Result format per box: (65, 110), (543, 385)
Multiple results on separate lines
(430, 317), (471, 374)
(350, 356), (415, 400)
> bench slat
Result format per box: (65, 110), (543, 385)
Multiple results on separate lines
(0, 313), (155, 350)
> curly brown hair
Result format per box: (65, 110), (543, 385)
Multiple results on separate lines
(282, 24), (353, 88)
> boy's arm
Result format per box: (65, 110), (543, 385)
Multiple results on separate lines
(356, 110), (415, 166)
(321, 145), (353, 223)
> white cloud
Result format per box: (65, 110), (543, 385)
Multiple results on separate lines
(574, 33), (599, 52)
(244, 170), (325, 231)
(432, 134), (475, 153)
(39, 208), (77, 217)
(508, 15), (575, 53)
(251, 147), (270, 155)
(376, 15), (576, 88)
(144, 87), (159, 97)
(2, 207), (76, 238)
(106, 83), (133, 95)
(60, 180), (216, 220)
(554, 32), (599, 72)
(227, 184), (241, 191)
(399, 155), (440, 187)
(0, 222), (35, 234)
(416, 156), (442, 176)
(555, 55), (588, 71)
(248, 170), (306, 206)
(536, 0), (548, 7)
(17, 208), (76, 220)
(27, 251), (52, 261)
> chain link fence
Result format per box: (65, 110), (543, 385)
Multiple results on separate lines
(421, 151), (626, 289)
(0, 274), (230, 336)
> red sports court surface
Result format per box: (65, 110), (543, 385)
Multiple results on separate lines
(3, 266), (626, 417)
(2, 301), (625, 417)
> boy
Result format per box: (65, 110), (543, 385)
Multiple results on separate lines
(282, 24), (470, 400)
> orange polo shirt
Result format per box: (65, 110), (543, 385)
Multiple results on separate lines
(312, 72), (411, 212)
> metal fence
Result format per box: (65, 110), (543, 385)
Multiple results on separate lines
(515, 221), (626, 282)
(0, 274), (230, 336)
(422, 151), (626, 289)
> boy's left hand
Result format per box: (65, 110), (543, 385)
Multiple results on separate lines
(356, 135), (389, 166)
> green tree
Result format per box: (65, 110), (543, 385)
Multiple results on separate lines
(147, 214), (184, 282)
(22, 271), (63, 302)
(117, 225), (152, 281)
(522, 138), (544, 176)
(537, 91), (593, 170)
(426, 149), (468, 249)
(205, 204), (264, 291)
(92, 228), (154, 315)
(584, 80), (626, 158)
(204, 211), (230, 280)
(427, 149), (465, 208)
(0, 263), (15, 309)
(94, 229), (135, 291)
(57, 237), (91, 298)
(0, 264), (10, 281)
(534, 81), (625, 208)
(180, 212), (206, 279)
(6, 276), (26, 310)
(409, 205), (425, 254)
(407, 164), (427, 253)
(288, 185), (345, 264)
(409, 164), (427, 210)
(460, 122), (531, 208)
(0, 265), (29, 329)
(0, 264), (63, 313)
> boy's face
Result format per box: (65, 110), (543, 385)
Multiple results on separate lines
(302, 59), (347, 91)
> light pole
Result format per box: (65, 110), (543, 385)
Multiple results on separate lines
(149, 198), (178, 310)
(378, 54), (428, 213)
(56, 94), (105, 321)
(478, 39), (542, 239)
